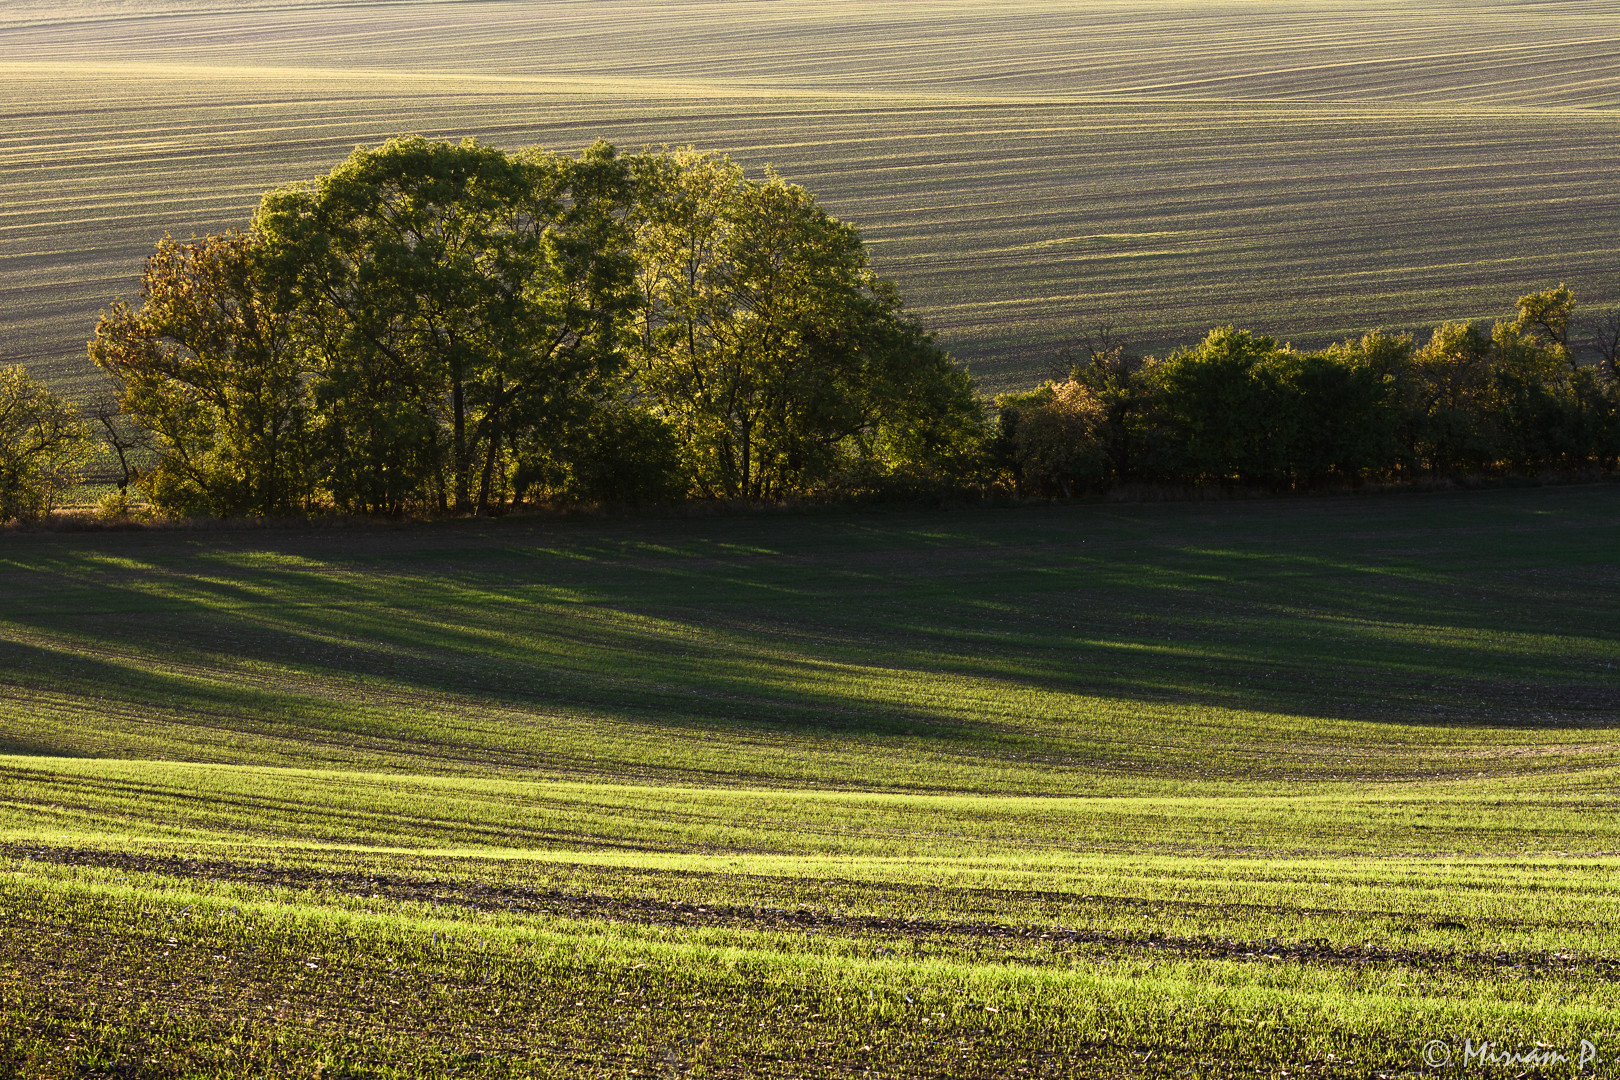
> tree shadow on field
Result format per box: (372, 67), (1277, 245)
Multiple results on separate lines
(1, 490), (1617, 751)
(0, 598), (1004, 773)
(0, 733), (89, 759)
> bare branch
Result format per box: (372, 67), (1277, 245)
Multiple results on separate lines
(85, 395), (148, 492)
(1577, 308), (1620, 379)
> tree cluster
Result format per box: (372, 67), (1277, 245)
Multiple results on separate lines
(89, 138), (983, 517)
(52, 135), (1620, 519)
(0, 367), (94, 523)
(997, 287), (1620, 495)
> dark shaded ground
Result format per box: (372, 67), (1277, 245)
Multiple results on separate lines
(3, 488), (1618, 792)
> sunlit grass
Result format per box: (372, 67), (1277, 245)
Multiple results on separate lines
(1, 487), (1618, 1073)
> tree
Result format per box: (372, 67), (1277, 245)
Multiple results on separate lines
(89, 230), (313, 517)
(256, 136), (638, 515)
(1404, 321), (1498, 475)
(1511, 284), (1576, 355)
(847, 309), (986, 495)
(1131, 327), (1399, 488)
(0, 366), (94, 523)
(86, 139), (988, 517)
(87, 395), (147, 494)
(1053, 318), (1134, 383)
(512, 401), (686, 505)
(1057, 320), (1148, 482)
(1395, 301), (1594, 476)
(995, 379), (1107, 496)
(1578, 308), (1620, 380)
(1488, 318), (1580, 471)
(257, 137), (526, 514)
(489, 143), (643, 512)
(627, 149), (980, 498)
(1314, 331), (1410, 479)
(1261, 345), (1396, 484)
(1148, 326), (1287, 485)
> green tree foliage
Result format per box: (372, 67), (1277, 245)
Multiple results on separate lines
(1403, 320), (1500, 474)
(1057, 330), (1149, 483)
(89, 231), (313, 517)
(81, 134), (1620, 515)
(627, 150), (984, 499)
(1023, 288), (1618, 494)
(91, 138), (983, 517)
(0, 366), (94, 523)
(1141, 327), (1393, 487)
(1511, 284), (1576, 352)
(1293, 333), (1403, 482)
(995, 380), (1107, 496)
(1147, 327), (1287, 485)
(1395, 291), (1609, 476)
(513, 402), (686, 505)
(850, 326), (988, 496)
(255, 137), (641, 515)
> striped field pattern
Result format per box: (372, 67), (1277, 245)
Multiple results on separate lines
(3, 1), (1620, 396)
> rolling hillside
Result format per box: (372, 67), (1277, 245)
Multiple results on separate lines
(3, 0), (1619, 397)
(3, 488), (1620, 1074)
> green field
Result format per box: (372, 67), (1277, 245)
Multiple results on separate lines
(4, 1), (1620, 399)
(5, 4), (1620, 1073)
(3, 485), (1620, 1075)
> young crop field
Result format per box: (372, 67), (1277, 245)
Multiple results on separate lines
(5, 2), (1620, 1074)
(3, 0), (1620, 398)
(3, 485), (1620, 1075)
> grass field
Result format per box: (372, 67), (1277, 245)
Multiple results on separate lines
(3, 485), (1620, 1075)
(3, 1), (1620, 398)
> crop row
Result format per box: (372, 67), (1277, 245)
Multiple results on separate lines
(4, 4), (1619, 398)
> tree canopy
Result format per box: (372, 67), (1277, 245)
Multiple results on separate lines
(628, 150), (979, 499)
(996, 287), (1618, 495)
(92, 138), (986, 517)
(90, 229), (311, 517)
(0, 366), (94, 523)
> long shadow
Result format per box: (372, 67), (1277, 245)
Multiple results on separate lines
(1, 487), (1616, 751)
(0, 734), (89, 758)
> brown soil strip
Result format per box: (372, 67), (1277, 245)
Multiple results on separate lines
(8, 843), (1610, 975)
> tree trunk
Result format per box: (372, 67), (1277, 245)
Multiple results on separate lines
(452, 374), (468, 512)
(475, 430), (500, 517)
(474, 375), (506, 517)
